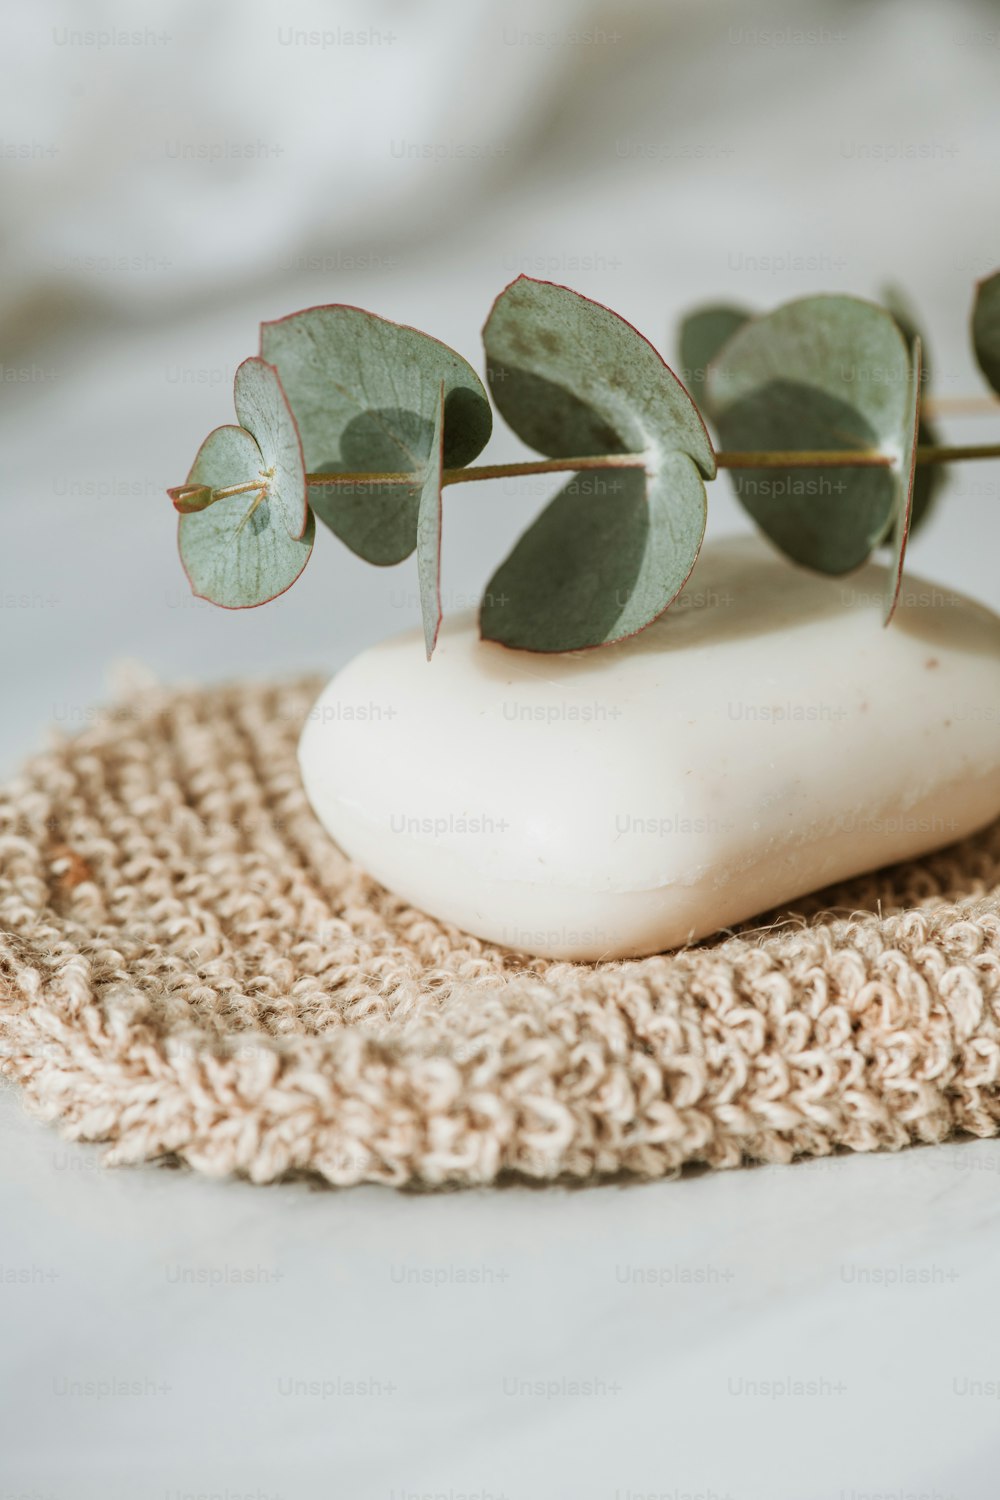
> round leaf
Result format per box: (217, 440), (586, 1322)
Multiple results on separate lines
(678, 303), (750, 415)
(480, 456), (707, 652)
(178, 425), (314, 609)
(260, 305), (492, 564)
(416, 384), (445, 659)
(908, 411), (943, 536)
(884, 337), (921, 625)
(484, 276), (715, 475)
(882, 283), (934, 387)
(480, 277), (713, 651)
(309, 479), (421, 567)
(707, 295), (911, 574)
(972, 268), (1000, 395)
(881, 284), (944, 535)
(232, 357), (309, 540)
(307, 401), (435, 563)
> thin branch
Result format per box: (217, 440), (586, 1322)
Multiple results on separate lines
(174, 440), (1000, 505)
(921, 395), (1000, 418)
(715, 450), (891, 470)
(913, 442), (1000, 465)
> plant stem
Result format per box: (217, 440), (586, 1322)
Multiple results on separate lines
(715, 450), (890, 470)
(170, 479), (266, 506)
(442, 454), (645, 484)
(921, 395), (1000, 417)
(304, 454), (645, 488)
(301, 440), (1000, 490)
(177, 443), (1000, 501)
(213, 480), (269, 500)
(912, 442), (1000, 465)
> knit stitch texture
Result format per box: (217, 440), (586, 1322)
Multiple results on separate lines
(1, 677), (999, 1187)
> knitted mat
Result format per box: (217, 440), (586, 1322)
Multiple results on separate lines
(1, 675), (999, 1189)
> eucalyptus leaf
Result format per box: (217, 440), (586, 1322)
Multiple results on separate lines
(480, 276), (714, 650)
(232, 357), (309, 539)
(484, 276), (715, 474)
(972, 268), (1000, 395)
(416, 384), (445, 659)
(881, 283), (933, 387)
(884, 337), (921, 625)
(260, 305), (492, 564)
(907, 409), (942, 536)
(678, 303), (750, 413)
(881, 284), (943, 534)
(309, 478), (421, 567)
(178, 425), (314, 608)
(707, 295), (912, 574)
(168, 423), (266, 515)
(481, 457), (707, 652)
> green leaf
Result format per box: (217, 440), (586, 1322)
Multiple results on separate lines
(178, 425), (314, 608)
(884, 337), (921, 625)
(907, 409), (942, 536)
(882, 283), (933, 388)
(168, 358), (308, 535)
(678, 303), (750, 413)
(479, 276), (714, 651)
(307, 477), (422, 567)
(707, 294), (912, 574)
(260, 305), (492, 565)
(232, 357), (308, 539)
(416, 384), (445, 659)
(484, 276), (715, 473)
(881, 284), (943, 535)
(480, 457), (707, 652)
(972, 268), (1000, 395)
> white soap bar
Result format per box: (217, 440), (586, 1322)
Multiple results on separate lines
(299, 538), (1000, 960)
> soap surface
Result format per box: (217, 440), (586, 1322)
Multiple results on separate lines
(299, 538), (1000, 960)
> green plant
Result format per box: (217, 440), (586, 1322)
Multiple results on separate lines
(169, 272), (1000, 656)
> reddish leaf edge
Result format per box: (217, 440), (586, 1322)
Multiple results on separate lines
(883, 336), (922, 627)
(420, 382), (446, 661)
(176, 506), (316, 613)
(234, 355), (311, 542)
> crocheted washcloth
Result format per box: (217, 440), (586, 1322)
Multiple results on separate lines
(1, 677), (998, 1187)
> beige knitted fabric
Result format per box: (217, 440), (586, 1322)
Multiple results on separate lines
(1, 676), (999, 1188)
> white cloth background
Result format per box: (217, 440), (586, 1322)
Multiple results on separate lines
(3, 3), (1000, 1495)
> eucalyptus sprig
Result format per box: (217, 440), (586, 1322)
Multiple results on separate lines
(169, 272), (1000, 656)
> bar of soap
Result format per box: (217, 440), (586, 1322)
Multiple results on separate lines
(299, 538), (1000, 960)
